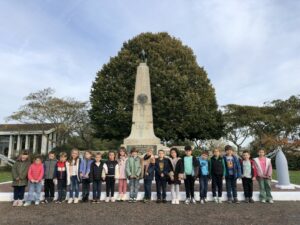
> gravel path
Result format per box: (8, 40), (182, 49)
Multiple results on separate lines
(0, 201), (300, 225)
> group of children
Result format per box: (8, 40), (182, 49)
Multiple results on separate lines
(11, 145), (274, 207)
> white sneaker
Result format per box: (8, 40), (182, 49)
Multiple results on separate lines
(200, 199), (204, 204)
(68, 198), (73, 204)
(74, 198), (79, 204)
(261, 199), (266, 203)
(122, 195), (127, 201)
(23, 201), (31, 207)
(204, 198), (208, 203)
(105, 197), (110, 203)
(35, 201), (40, 206)
(111, 197), (115, 202)
(191, 198), (196, 204)
(171, 199), (176, 204)
(17, 200), (23, 207)
(184, 198), (190, 204)
(218, 197), (222, 204)
(12, 200), (18, 207)
(268, 199), (274, 204)
(214, 197), (218, 203)
(176, 199), (180, 204)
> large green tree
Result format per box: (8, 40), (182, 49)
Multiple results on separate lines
(90, 32), (223, 142)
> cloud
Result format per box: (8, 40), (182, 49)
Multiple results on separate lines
(0, 0), (299, 122)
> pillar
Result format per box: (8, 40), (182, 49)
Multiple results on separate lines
(8, 135), (14, 159)
(16, 135), (21, 154)
(25, 135), (29, 149)
(48, 133), (53, 152)
(52, 132), (57, 148)
(33, 135), (37, 153)
(41, 134), (48, 155)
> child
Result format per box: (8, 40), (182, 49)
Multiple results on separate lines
(104, 151), (119, 202)
(66, 148), (81, 204)
(55, 152), (68, 203)
(168, 147), (184, 205)
(126, 148), (142, 203)
(223, 145), (241, 203)
(241, 150), (257, 203)
(117, 147), (128, 201)
(155, 150), (170, 203)
(143, 148), (155, 203)
(80, 150), (94, 202)
(24, 155), (44, 206)
(89, 152), (106, 203)
(42, 151), (57, 203)
(210, 148), (225, 203)
(254, 149), (273, 203)
(11, 150), (31, 207)
(198, 150), (210, 204)
(182, 145), (199, 204)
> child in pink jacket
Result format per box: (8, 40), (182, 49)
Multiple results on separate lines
(24, 155), (44, 206)
(253, 149), (273, 203)
(117, 147), (128, 201)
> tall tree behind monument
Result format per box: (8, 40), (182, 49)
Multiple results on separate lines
(90, 32), (224, 142)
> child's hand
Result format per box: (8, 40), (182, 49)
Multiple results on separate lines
(161, 173), (164, 177)
(30, 179), (35, 183)
(252, 177), (256, 181)
(16, 177), (20, 181)
(80, 173), (83, 178)
(222, 176), (225, 180)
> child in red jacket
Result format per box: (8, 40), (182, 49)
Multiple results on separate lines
(241, 150), (257, 203)
(24, 155), (44, 206)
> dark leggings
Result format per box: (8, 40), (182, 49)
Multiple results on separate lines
(106, 177), (115, 197)
(212, 174), (223, 197)
(44, 179), (55, 198)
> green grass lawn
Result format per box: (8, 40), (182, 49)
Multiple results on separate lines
(273, 170), (300, 185)
(0, 171), (12, 183)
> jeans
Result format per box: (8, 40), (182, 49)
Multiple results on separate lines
(257, 177), (273, 201)
(225, 175), (237, 199)
(82, 179), (90, 199)
(106, 177), (115, 197)
(69, 176), (79, 198)
(184, 175), (195, 198)
(242, 177), (253, 198)
(212, 174), (223, 197)
(170, 184), (180, 201)
(44, 179), (55, 198)
(200, 175), (209, 198)
(129, 178), (139, 199)
(13, 186), (25, 200)
(92, 180), (102, 200)
(57, 179), (67, 201)
(156, 177), (167, 200)
(27, 182), (42, 202)
(144, 179), (152, 200)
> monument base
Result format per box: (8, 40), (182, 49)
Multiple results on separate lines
(275, 184), (295, 190)
(123, 143), (169, 155)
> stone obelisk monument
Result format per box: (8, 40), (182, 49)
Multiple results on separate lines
(123, 51), (162, 154)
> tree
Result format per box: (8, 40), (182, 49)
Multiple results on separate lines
(7, 88), (90, 147)
(90, 32), (223, 142)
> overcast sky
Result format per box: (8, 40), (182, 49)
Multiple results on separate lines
(0, 0), (299, 123)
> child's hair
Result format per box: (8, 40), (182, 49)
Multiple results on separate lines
(201, 150), (209, 156)
(130, 148), (138, 153)
(184, 145), (192, 151)
(213, 148), (220, 153)
(34, 154), (42, 161)
(18, 150), (30, 161)
(258, 148), (265, 152)
(59, 152), (67, 158)
(48, 150), (56, 156)
(225, 145), (234, 151)
(84, 150), (93, 158)
(242, 150), (250, 154)
(158, 149), (165, 154)
(69, 148), (80, 164)
(169, 147), (179, 158)
(95, 152), (102, 157)
(117, 147), (127, 158)
(108, 151), (116, 160)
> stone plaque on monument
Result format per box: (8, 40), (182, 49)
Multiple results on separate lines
(123, 54), (165, 154)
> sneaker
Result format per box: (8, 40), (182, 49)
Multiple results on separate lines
(68, 198), (73, 204)
(175, 199), (180, 204)
(249, 198), (254, 203)
(233, 198), (240, 204)
(214, 197), (218, 203)
(122, 195), (127, 201)
(92, 200), (97, 204)
(105, 197), (110, 203)
(35, 201), (40, 206)
(23, 201), (31, 207)
(55, 200), (61, 204)
(218, 197), (222, 204)
(184, 198), (190, 205)
(133, 198), (137, 203)
(171, 199), (176, 204)
(244, 197), (249, 203)
(156, 199), (161, 203)
(143, 198), (148, 203)
(12, 200), (18, 207)
(162, 199), (167, 203)
(17, 200), (23, 207)
(227, 198), (232, 203)
(96, 199), (101, 204)
(111, 197), (115, 202)
(261, 199), (266, 203)
(191, 198), (196, 204)
(268, 199), (274, 204)
(128, 198), (133, 203)
(204, 198), (208, 203)
(73, 198), (79, 204)
(200, 199), (204, 204)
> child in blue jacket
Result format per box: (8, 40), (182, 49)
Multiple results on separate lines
(80, 151), (94, 202)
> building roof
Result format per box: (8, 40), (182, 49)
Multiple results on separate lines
(0, 123), (56, 132)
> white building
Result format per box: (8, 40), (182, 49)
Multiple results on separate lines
(0, 123), (57, 159)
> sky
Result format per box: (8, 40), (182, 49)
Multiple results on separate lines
(0, 0), (300, 123)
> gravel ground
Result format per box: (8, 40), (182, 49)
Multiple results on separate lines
(0, 201), (300, 225)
